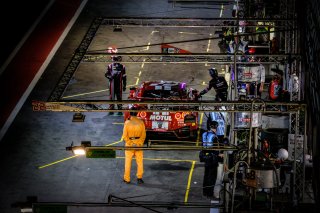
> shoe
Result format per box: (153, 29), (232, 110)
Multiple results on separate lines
(117, 112), (123, 116)
(123, 179), (130, 184)
(108, 112), (114, 115)
(137, 178), (144, 184)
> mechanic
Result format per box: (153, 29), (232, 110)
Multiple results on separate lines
(198, 68), (228, 101)
(200, 121), (224, 198)
(105, 56), (127, 115)
(122, 110), (146, 184)
(227, 33), (249, 55)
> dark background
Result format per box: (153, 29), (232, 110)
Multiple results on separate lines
(0, 1), (50, 67)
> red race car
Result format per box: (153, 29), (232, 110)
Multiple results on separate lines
(124, 80), (199, 140)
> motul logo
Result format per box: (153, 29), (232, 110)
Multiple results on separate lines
(150, 115), (172, 121)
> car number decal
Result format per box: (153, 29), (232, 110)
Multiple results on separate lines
(152, 121), (169, 130)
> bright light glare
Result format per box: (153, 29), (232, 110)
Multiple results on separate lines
(73, 148), (86, 155)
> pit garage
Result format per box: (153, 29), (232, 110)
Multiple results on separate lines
(1, 1), (314, 213)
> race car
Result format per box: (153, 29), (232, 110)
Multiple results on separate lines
(124, 80), (199, 140)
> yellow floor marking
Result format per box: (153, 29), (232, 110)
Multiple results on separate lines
(61, 84), (137, 99)
(185, 161), (196, 203)
(220, 4), (224, 17)
(38, 156), (77, 169)
(105, 138), (123, 146)
(135, 77), (140, 85)
(62, 89), (108, 99)
(196, 112), (204, 146)
(178, 32), (198, 35)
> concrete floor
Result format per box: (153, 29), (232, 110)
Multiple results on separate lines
(0, 1), (236, 212)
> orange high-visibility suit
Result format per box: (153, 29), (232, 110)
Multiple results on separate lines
(122, 116), (146, 182)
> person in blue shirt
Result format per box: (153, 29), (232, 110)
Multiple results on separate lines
(201, 120), (223, 198)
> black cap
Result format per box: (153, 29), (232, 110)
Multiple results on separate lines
(209, 120), (219, 128)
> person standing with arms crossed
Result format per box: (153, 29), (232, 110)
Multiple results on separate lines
(122, 111), (146, 184)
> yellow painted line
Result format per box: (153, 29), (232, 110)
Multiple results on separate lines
(62, 89), (108, 99)
(196, 112), (204, 146)
(115, 156), (195, 163)
(143, 158), (194, 163)
(185, 161), (196, 203)
(135, 77), (140, 85)
(220, 4), (224, 18)
(205, 33), (213, 66)
(38, 156), (77, 169)
(178, 32), (198, 35)
(138, 71), (142, 76)
(145, 42), (151, 50)
(141, 63), (145, 68)
(61, 84), (137, 99)
(112, 122), (124, 125)
(105, 138), (123, 146)
(206, 38), (211, 52)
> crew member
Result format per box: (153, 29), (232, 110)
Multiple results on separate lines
(201, 121), (223, 198)
(198, 68), (228, 101)
(122, 111), (146, 184)
(105, 56), (127, 115)
(269, 74), (282, 100)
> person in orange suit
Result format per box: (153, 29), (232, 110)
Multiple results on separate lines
(122, 111), (146, 184)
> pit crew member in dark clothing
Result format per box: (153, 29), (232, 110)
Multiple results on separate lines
(105, 56), (127, 115)
(200, 121), (223, 198)
(198, 68), (228, 101)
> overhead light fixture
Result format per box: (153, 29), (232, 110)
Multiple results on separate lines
(113, 26), (122, 32)
(72, 112), (85, 122)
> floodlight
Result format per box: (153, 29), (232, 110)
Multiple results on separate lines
(73, 147), (86, 155)
(66, 141), (91, 156)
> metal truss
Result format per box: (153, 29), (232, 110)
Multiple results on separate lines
(48, 15), (299, 102)
(279, 0), (309, 205)
(32, 100), (305, 113)
(82, 53), (299, 64)
(101, 17), (295, 28)
(48, 17), (103, 102)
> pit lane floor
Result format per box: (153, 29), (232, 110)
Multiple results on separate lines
(0, 1), (234, 212)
